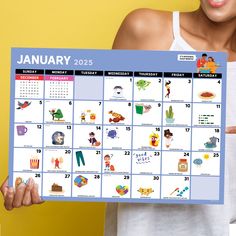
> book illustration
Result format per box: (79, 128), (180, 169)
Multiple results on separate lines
(135, 103), (152, 115)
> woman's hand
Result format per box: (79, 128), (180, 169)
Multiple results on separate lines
(226, 126), (236, 134)
(0, 177), (44, 211)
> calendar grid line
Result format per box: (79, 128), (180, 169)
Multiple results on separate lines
(41, 71), (46, 198)
(12, 146), (222, 153)
(130, 72), (135, 198)
(13, 121), (222, 129)
(14, 96), (224, 106)
(70, 74), (76, 198)
(100, 73), (105, 198)
(189, 75), (194, 200)
(160, 74), (164, 200)
(12, 170), (221, 178)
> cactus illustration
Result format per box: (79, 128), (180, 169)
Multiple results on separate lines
(166, 106), (174, 119)
(166, 106), (175, 123)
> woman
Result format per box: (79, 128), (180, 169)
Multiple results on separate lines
(105, 0), (236, 236)
(1, 0), (236, 235)
(206, 56), (219, 73)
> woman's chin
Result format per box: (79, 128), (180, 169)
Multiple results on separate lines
(207, 12), (234, 22)
(200, 0), (236, 23)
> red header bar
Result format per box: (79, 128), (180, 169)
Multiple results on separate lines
(15, 75), (44, 81)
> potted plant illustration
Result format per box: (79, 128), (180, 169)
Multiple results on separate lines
(166, 105), (175, 123)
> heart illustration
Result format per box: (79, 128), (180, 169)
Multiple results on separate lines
(116, 185), (129, 196)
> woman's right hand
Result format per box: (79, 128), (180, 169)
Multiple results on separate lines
(0, 176), (44, 211)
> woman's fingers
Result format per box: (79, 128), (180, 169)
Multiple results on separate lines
(4, 188), (14, 211)
(226, 126), (236, 134)
(12, 183), (26, 208)
(31, 183), (43, 204)
(22, 178), (33, 206)
(1, 177), (14, 211)
(0, 176), (9, 197)
(1, 176), (44, 210)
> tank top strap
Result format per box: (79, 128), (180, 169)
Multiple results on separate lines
(172, 11), (181, 39)
(170, 11), (195, 51)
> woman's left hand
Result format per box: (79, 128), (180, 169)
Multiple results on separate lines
(226, 126), (236, 134)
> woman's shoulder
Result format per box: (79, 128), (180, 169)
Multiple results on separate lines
(112, 9), (173, 50)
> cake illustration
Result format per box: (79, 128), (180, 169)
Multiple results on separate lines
(51, 183), (63, 192)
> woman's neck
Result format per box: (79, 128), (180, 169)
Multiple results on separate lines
(197, 8), (236, 49)
(182, 8), (236, 60)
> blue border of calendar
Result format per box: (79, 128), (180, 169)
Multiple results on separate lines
(9, 48), (227, 205)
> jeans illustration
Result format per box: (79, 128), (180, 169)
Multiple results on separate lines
(75, 151), (85, 167)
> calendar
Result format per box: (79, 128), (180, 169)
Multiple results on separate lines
(9, 48), (227, 204)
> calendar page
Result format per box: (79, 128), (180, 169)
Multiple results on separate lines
(9, 48), (227, 204)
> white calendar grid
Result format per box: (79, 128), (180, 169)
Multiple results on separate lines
(12, 70), (224, 203)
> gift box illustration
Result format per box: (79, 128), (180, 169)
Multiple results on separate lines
(74, 175), (88, 188)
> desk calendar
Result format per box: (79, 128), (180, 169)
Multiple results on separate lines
(9, 48), (227, 204)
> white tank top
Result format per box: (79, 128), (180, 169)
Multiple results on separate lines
(105, 11), (236, 236)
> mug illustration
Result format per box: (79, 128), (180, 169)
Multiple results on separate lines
(16, 125), (28, 136)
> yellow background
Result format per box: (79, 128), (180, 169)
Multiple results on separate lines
(0, 1), (199, 235)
